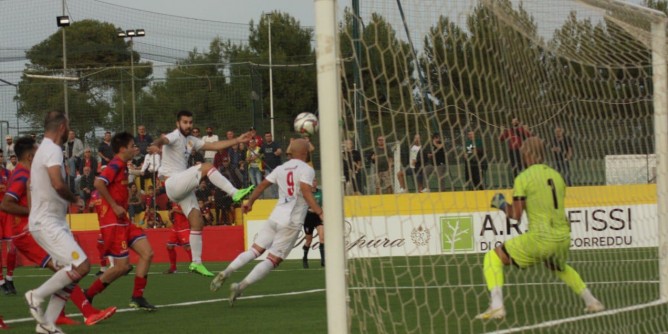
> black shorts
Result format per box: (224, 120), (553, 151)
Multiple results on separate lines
(303, 212), (323, 235)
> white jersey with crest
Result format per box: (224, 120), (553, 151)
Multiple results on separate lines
(29, 138), (68, 231)
(266, 159), (315, 229)
(158, 129), (204, 178)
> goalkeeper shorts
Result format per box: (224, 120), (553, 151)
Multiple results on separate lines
(504, 233), (570, 271)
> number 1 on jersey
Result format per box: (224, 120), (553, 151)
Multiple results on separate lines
(547, 178), (558, 209)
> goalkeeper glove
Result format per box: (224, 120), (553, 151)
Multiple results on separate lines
(491, 193), (508, 211)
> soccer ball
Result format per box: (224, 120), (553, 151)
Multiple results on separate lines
(293, 112), (319, 136)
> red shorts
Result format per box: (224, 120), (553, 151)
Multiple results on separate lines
(12, 232), (50, 267)
(167, 229), (190, 247)
(100, 223), (146, 258)
(0, 212), (11, 240)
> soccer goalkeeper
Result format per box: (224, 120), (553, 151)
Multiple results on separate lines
(477, 137), (604, 320)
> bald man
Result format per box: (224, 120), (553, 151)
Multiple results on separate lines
(210, 139), (323, 305)
(477, 137), (603, 320)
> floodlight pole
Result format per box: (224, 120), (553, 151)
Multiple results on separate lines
(266, 13), (275, 138)
(118, 28), (144, 136)
(130, 40), (137, 137)
(61, 0), (68, 118)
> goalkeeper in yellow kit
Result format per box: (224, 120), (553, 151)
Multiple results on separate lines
(476, 137), (604, 320)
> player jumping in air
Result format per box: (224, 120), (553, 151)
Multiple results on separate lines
(165, 202), (192, 274)
(210, 139), (323, 305)
(1, 136), (116, 327)
(476, 137), (604, 320)
(301, 177), (324, 268)
(149, 110), (254, 277)
(84, 132), (157, 311)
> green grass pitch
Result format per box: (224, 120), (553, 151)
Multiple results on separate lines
(3, 248), (668, 333)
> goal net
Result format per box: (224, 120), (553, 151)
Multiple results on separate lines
(318, 0), (668, 332)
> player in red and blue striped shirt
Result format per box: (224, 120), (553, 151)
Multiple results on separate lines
(84, 132), (157, 311)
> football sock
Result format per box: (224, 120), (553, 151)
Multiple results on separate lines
(44, 285), (72, 324)
(483, 251), (505, 309)
(132, 276), (147, 298)
(483, 250), (504, 291)
(6, 245), (16, 277)
(86, 278), (109, 300)
(34, 268), (79, 300)
(319, 243), (325, 262)
(302, 245), (309, 260)
(167, 247), (177, 269)
(207, 169), (238, 196)
(185, 247), (193, 262)
(580, 288), (599, 305)
(554, 264), (587, 295)
(190, 231), (203, 264)
(98, 242), (108, 267)
(239, 259), (274, 290)
(0, 247), (3, 281)
(70, 286), (96, 317)
(224, 248), (260, 277)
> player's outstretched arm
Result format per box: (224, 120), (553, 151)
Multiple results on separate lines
(241, 179), (273, 214)
(201, 132), (253, 152)
(149, 135), (170, 152)
(301, 181), (323, 221)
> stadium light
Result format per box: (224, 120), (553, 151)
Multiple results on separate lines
(117, 27), (145, 136)
(56, 16), (70, 27)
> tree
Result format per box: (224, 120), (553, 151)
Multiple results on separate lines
(246, 12), (317, 135)
(339, 9), (415, 143)
(18, 19), (152, 137)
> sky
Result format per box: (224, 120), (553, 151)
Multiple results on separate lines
(100, 0), (325, 27)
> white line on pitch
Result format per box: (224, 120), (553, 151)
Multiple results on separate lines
(349, 280), (658, 290)
(484, 299), (668, 334)
(4, 288), (326, 325)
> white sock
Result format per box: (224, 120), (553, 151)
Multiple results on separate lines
(224, 249), (260, 276)
(580, 288), (598, 305)
(33, 268), (76, 300)
(44, 288), (70, 324)
(190, 231), (203, 263)
(6, 276), (12, 281)
(0, 279), (4, 285)
(490, 287), (504, 309)
(239, 259), (274, 290)
(207, 169), (238, 196)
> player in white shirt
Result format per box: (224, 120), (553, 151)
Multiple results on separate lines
(210, 139), (324, 305)
(150, 110), (254, 277)
(25, 111), (92, 334)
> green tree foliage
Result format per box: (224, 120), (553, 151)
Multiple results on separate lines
(247, 12), (317, 135)
(142, 37), (239, 134)
(18, 19), (152, 137)
(339, 9), (415, 142)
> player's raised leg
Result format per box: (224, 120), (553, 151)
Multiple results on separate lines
(211, 244), (264, 292)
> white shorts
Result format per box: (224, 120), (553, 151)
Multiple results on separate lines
(253, 220), (301, 259)
(32, 223), (87, 269)
(165, 165), (203, 217)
